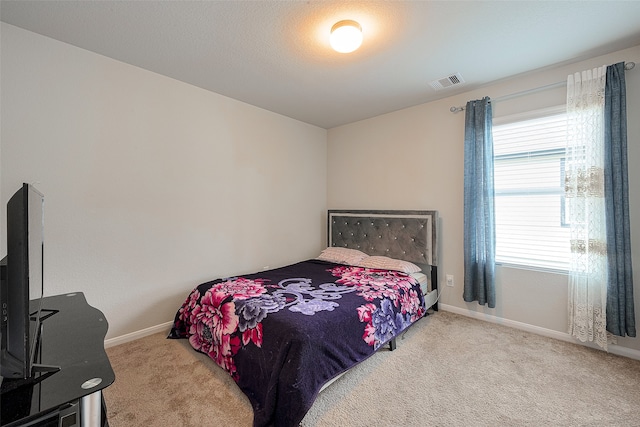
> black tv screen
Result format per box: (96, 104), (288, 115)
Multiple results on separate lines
(1, 183), (45, 380)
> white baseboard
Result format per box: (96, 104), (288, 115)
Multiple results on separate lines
(104, 321), (174, 348)
(439, 303), (640, 361)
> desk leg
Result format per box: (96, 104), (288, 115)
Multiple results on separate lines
(81, 390), (102, 427)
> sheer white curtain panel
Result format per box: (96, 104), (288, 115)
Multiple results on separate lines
(565, 66), (609, 350)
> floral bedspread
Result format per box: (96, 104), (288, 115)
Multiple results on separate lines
(168, 259), (426, 427)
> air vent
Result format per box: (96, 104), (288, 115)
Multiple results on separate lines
(429, 73), (465, 91)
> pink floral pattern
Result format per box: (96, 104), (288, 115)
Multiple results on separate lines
(176, 278), (268, 380)
(212, 277), (269, 300)
(330, 266), (425, 349)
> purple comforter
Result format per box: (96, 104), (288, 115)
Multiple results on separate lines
(169, 259), (426, 426)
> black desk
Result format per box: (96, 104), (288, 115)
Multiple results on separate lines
(1, 293), (115, 427)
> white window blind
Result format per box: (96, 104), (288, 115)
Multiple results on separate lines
(493, 108), (570, 271)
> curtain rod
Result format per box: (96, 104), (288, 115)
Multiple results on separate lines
(449, 61), (636, 113)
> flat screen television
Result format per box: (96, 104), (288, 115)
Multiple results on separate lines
(1, 183), (47, 381)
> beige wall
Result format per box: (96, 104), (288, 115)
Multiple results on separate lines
(0, 23), (327, 339)
(328, 45), (640, 355)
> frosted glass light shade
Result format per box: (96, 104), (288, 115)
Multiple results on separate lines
(330, 20), (363, 53)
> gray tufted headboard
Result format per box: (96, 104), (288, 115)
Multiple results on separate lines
(327, 209), (440, 317)
(327, 210), (438, 268)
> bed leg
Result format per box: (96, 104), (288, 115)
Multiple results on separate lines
(389, 338), (397, 351)
(432, 267), (439, 311)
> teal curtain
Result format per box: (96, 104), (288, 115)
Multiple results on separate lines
(604, 62), (636, 337)
(463, 97), (496, 308)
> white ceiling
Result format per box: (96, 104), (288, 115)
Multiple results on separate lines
(2, 1), (640, 129)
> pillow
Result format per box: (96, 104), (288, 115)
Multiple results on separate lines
(317, 247), (368, 265)
(357, 256), (421, 274)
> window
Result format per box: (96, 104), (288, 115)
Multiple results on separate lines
(492, 107), (569, 271)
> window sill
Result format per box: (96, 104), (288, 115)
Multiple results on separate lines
(496, 262), (569, 276)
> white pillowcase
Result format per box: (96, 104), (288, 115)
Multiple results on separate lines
(317, 247), (369, 265)
(357, 256), (421, 274)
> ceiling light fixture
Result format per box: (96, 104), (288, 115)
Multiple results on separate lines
(330, 20), (363, 53)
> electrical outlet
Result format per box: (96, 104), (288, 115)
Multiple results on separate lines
(446, 274), (454, 287)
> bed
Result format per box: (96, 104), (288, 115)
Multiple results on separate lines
(168, 210), (439, 427)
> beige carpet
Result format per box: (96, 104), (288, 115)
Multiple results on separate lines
(103, 311), (640, 426)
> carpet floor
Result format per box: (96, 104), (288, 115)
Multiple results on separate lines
(103, 311), (640, 426)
